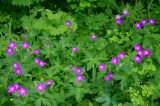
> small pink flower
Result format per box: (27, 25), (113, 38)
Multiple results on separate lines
(45, 41), (50, 44)
(15, 68), (22, 74)
(117, 52), (125, 58)
(36, 83), (45, 91)
(18, 87), (27, 95)
(75, 74), (83, 82)
(137, 50), (143, 57)
(72, 46), (78, 51)
(149, 18), (155, 24)
(104, 75), (112, 81)
(134, 22), (141, 28)
(13, 62), (19, 68)
(13, 83), (20, 90)
(22, 41), (29, 48)
(8, 41), (16, 48)
(116, 19), (121, 24)
(115, 14), (121, 19)
(46, 80), (52, 85)
(65, 20), (71, 26)
(22, 36), (26, 39)
(90, 34), (97, 39)
(122, 9), (128, 15)
(69, 29), (73, 32)
(111, 57), (119, 64)
(141, 19), (147, 25)
(134, 55), (142, 62)
(98, 63), (105, 70)
(8, 84), (16, 93)
(6, 47), (13, 54)
(34, 48), (40, 55)
(34, 57), (40, 64)
(134, 44), (141, 51)
(75, 67), (81, 74)
(39, 60), (45, 67)
(71, 66), (76, 70)
(143, 48), (150, 55)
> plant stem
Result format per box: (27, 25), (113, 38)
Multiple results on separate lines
(92, 65), (96, 82)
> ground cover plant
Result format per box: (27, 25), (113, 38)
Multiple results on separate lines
(0, 0), (160, 106)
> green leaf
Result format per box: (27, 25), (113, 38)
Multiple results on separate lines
(35, 99), (41, 106)
(41, 98), (51, 106)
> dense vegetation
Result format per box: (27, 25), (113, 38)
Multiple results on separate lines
(0, 0), (160, 106)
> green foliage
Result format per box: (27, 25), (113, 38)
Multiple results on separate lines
(11, 0), (45, 6)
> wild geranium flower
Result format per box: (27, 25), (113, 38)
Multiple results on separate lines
(141, 19), (147, 25)
(123, 9), (128, 15)
(15, 68), (22, 74)
(13, 83), (20, 90)
(18, 87), (27, 95)
(76, 67), (81, 74)
(7, 52), (13, 56)
(65, 20), (71, 26)
(98, 63), (105, 70)
(13, 62), (19, 68)
(71, 66), (76, 70)
(22, 36), (26, 39)
(111, 57), (119, 64)
(134, 22), (141, 28)
(134, 55), (142, 62)
(90, 34), (98, 39)
(134, 44), (141, 51)
(34, 57), (40, 64)
(6, 47), (13, 54)
(45, 41), (50, 44)
(69, 29), (73, 32)
(8, 84), (16, 93)
(117, 52), (125, 58)
(36, 83), (45, 91)
(149, 18), (155, 24)
(75, 74), (83, 82)
(72, 46), (78, 51)
(39, 60), (45, 67)
(46, 80), (52, 85)
(115, 14), (121, 19)
(116, 19), (121, 24)
(34, 48), (40, 55)
(16, 95), (19, 97)
(104, 75), (112, 81)
(143, 48), (150, 55)
(22, 41), (29, 48)
(137, 50), (143, 57)
(108, 72), (113, 75)
(8, 41), (16, 48)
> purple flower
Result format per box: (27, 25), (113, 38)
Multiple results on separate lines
(134, 22), (141, 28)
(15, 68), (22, 74)
(117, 52), (125, 58)
(134, 55), (142, 62)
(72, 46), (78, 51)
(45, 41), (50, 44)
(22, 41), (29, 48)
(65, 20), (71, 26)
(111, 57), (119, 64)
(143, 48), (150, 55)
(98, 63), (105, 70)
(18, 87), (27, 95)
(34, 57), (40, 64)
(8, 84), (16, 93)
(8, 41), (16, 48)
(13, 83), (20, 90)
(75, 74), (83, 82)
(141, 19), (147, 25)
(6, 47), (13, 54)
(108, 72), (113, 75)
(116, 19), (121, 24)
(134, 44), (141, 51)
(137, 50), (143, 57)
(115, 14), (121, 19)
(69, 29), (73, 32)
(34, 48), (40, 55)
(7, 52), (13, 56)
(149, 18), (155, 24)
(104, 75), (112, 81)
(46, 80), (52, 85)
(16, 95), (19, 97)
(8, 78), (11, 80)
(90, 34), (98, 39)
(13, 62), (19, 68)
(22, 36), (26, 39)
(71, 66), (76, 70)
(36, 83), (45, 91)
(3, 49), (5, 52)
(122, 9), (128, 15)
(76, 67), (81, 74)
(39, 60), (45, 67)
(30, 51), (32, 54)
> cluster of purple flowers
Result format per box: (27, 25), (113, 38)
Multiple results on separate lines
(65, 20), (73, 32)
(115, 9), (129, 24)
(36, 80), (52, 91)
(8, 83), (27, 96)
(111, 52), (125, 64)
(12, 62), (22, 74)
(90, 34), (98, 39)
(34, 57), (45, 67)
(104, 72), (113, 81)
(134, 18), (155, 28)
(133, 44), (150, 62)
(71, 66), (83, 82)
(6, 41), (16, 56)
(72, 46), (78, 51)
